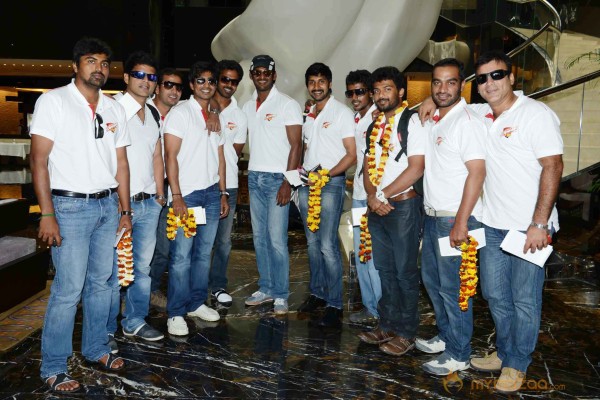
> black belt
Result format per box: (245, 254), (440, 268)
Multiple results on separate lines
(51, 188), (116, 199)
(131, 192), (153, 202)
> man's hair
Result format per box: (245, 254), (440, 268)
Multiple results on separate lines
(72, 37), (113, 65)
(124, 51), (158, 73)
(188, 61), (216, 82)
(158, 68), (185, 84)
(371, 66), (406, 92)
(345, 69), (372, 90)
(475, 50), (512, 71)
(304, 62), (332, 86)
(216, 59), (244, 80)
(433, 58), (466, 81)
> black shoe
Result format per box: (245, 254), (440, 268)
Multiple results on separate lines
(318, 306), (343, 328)
(297, 295), (326, 313)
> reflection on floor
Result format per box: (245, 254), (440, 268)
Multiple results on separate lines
(0, 226), (599, 399)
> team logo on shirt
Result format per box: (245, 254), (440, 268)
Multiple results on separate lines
(227, 122), (237, 130)
(502, 126), (516, 138)
(436, 136), (443, 145)
(265, 113), (275, 121)
(106, 122), (117, 133)
(322, 121), (331, 129)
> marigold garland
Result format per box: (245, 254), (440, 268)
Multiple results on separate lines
(166, 207), (197, 240)
(458, 235), (479, 311)
(306, 169), (330, 232)
(116, 231), (134, 287)
(359, 102), (408, 263)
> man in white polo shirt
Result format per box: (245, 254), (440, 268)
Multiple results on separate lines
(209, 59), (248, 307)
(163, 61), (229, 336)
(107, 51), (166, 346)
(416, 58), (486, 376)
(345, 69), (381, 326)
(30, 37), (131, 393)
(356, 67), (426, 357)
(297, 62), (356, 327)
(242, 55), (303, 314)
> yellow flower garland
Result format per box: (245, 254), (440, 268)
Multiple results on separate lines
(166, 207), (197, 240)
(359, 102), (408, 263)
(307, 169), (330, 232)
(116, 231), (134, 287)
(458, 235), (479, 311)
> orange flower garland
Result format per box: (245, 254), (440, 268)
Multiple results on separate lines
(116, 231), (134, 287)
(307, 169), (330, 232)
(458, 235), (479, 311)
(166, 207), (197, 240)
(359, 102), (408, 263)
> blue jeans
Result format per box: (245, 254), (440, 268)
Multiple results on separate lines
(352, 198), (381, 317)
(107, 197), (162, 334)
(368, 196), (423, 338)
(421, 215), (482, 362)
(41, 192), (118, 379)
(209, 188), (238, 291)
(298, 176), (345, 309)
(167, 184), (221, 317)
(150, 199), (170, 292)
(480, 225), (546, 372)
(248, 171), (290, 300)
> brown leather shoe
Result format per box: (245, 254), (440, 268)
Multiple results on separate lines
(379, 336), (415, 356)
(358, 328), (396, 344)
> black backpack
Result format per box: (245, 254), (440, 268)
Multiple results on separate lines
(364, 108), (423, 196)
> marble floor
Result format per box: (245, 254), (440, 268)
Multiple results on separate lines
(0, 226), (600, 399)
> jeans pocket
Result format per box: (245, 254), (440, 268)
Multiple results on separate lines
(54, 197), (86, 214)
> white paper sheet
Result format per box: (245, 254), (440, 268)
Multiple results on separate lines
(189, 206), (207, 225)
(438, 228), (486, 257)
(283, 169), (304, 187)
(500, 230), (553, 268)
(351, 207), (368, 226)
(113, 227), (126, 248)
(117, 92), (142, 121)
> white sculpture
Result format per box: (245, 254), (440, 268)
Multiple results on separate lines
(212, 0), (443, 105)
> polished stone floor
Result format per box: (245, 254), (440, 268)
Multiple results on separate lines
(1, 224), (600, 399)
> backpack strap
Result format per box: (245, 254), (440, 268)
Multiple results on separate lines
(394, 108), (417, 162)
(147, 103), (161, 135)
(358, 120), (376, 177)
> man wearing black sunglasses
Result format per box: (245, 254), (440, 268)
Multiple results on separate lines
(107, 51), (165, 345)
(163, 61), (229, 336)
(31, 37), (131, 393)
(242, 55), (303, 314)
(208, 60), (247, 308)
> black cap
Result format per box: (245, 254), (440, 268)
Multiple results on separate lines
(250, 55), (275, 71)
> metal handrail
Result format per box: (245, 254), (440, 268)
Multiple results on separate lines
(529, 69), (600, 100)
(539, 0), (562, 31)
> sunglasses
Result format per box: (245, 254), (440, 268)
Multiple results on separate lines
(94, 113), (104, 139)
(345, 88), (369, 98)
(220, 76), (240, 86)
(251, 69), (274, 78)
(129, 71), (158, 82)
(195, 77), (217, 86)
(162, 81), (183, 91)
(475, 69), (511, 85)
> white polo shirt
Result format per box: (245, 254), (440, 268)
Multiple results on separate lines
(114, 92), (160, 195)
(163, 97), (225, 198)
(220, 96), (248, 189)
(302, 96), (355, 171)
(353, 104), (377, 200)
(243, 85), (303, 173)
(472, 92), (563, 231)
(371, 109), (426, 197)
(424, 98), (486, 219)
(30, 80), (131, 193)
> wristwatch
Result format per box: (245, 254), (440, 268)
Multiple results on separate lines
(529, 221), (549, 232)
(220, 191), (230, 198)
(120, 210), (133, 217)
(375, 189), (389, 205)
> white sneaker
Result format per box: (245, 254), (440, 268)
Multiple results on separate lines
(416, 335), (446, 354)
(421, 352), (470, 376)
(187, 304), (220, 322)
(212, 289), (233, 307)
(167, 316), (189, 336)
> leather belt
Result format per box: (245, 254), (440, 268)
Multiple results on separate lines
(51, 188), (116, 199)
(131, 192), (153, 202)
(425, 208), (457, 217)
(388, 189), (418, 203)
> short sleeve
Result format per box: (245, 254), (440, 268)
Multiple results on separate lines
(30, 92), (60, 141)
(233, 111), (248, 144)
(163, 107), (187, 139)
(455, 118), (486, 162)
(407, 115), (427, 156)
(282, 99), (303, 126)
(338, 107), (356, 140)
(526, 108), (563, 159)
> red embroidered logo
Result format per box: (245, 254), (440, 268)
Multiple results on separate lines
(436, 136), (443, 145)
(265, 114), (275, 121)
(322, 122), (331, 128)
(502, 126), (516, 138)
(227, 122), (236, 130)
(106, 122), (117, 133)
